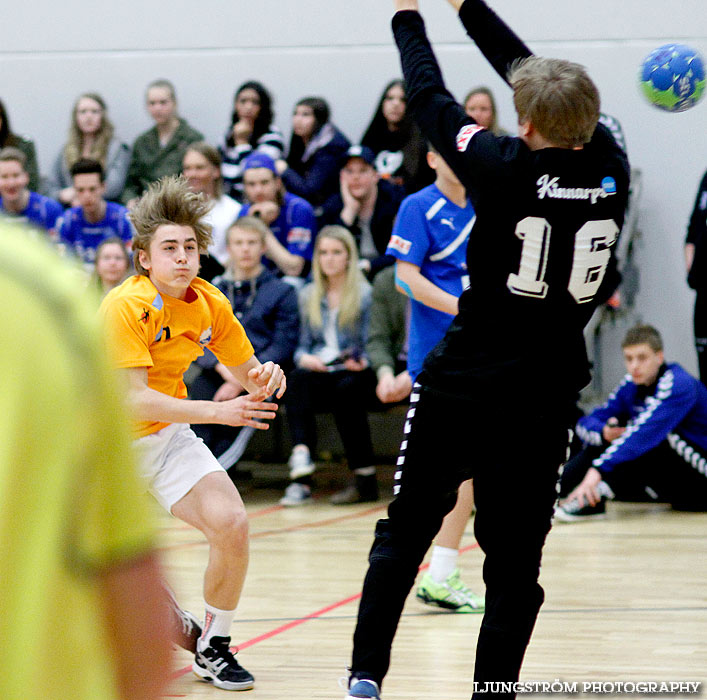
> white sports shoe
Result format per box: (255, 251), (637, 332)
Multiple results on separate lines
(279, 482), (313, 506)
(288, 447), (315, 480)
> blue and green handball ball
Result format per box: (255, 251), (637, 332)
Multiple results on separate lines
(640, 43), (705, 112)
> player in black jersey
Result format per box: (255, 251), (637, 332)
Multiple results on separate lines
(344, 1), (630, 699)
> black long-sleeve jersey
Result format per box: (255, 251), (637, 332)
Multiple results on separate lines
(686, 169), (707, 292)
(392, 2), (630, 404)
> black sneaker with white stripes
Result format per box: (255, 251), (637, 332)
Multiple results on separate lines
(192, 636), (254, 691)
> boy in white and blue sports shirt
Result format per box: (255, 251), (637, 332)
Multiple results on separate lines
(556, 324), (707, 521)
(58, 158), (133, 269)
(0, 147), (63, 237)
(386, 145), (484, 614)
(387, 145), (474, 381)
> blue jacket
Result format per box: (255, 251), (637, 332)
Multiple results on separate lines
(577, 363), (707, 473)
(198, 267), (299, 369)
(294, 279), (372, 365)
(282, 123), (350, 207)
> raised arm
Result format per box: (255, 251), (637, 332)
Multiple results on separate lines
(456, 0), (533, 85)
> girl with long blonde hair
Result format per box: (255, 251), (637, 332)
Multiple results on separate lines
(49, 92), (130, 205)
(281, 226), (378, 506)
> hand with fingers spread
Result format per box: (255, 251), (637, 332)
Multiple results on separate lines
(215, 387), (279, 429)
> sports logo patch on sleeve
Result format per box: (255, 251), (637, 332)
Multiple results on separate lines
(388, 234), (412, 255)
(456, 124), (486, 152)
(287, 227), (312, 245)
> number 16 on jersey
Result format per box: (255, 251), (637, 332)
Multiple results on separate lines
(506, 216), (619, 304)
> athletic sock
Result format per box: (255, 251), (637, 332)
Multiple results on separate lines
(428, 545), (459, 583)
(198, 603), (236, 650)
(353, 466), (376, 477)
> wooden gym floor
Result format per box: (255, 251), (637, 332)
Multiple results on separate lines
(160, 461), (707, 699)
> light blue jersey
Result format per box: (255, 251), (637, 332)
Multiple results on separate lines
(386, 183), (475, 381)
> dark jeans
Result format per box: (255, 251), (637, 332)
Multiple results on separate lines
(284, 367), (376, 471)
(559, 441), (707, 510)
(351, 386), (571, 699)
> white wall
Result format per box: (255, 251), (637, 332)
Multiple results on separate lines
(2, 0), (707, 374)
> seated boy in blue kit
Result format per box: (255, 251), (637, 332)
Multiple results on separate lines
(556, 324), (707, 520)
(0, 147), (63, 237)
(58, 158), (133, 268)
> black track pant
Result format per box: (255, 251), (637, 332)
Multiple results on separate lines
(350, 386), (571, 699)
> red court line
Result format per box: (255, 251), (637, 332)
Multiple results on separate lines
(170, 541), (480, 681)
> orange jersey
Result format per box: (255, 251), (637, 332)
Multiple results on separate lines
(100, 275), (254, 437)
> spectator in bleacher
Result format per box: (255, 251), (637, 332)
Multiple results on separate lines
(281, 226), (376, 507)
(220, 81), (284, 203)
(91, 236), (131, 297)
(463, 86), (507, 136)
(183, 142), (241, 281)
(0, 147), (62, 237)
(0, 98), (40, 192)
(48, 93), (130, 206)
(276, 97), (350, 208)
(555, 325), (707, 521)
(122, 79), (203, 208)
(361, 80), (433, 194)
(190, 216), (299, 472)
(240, 152), (315, 285)
(58, 159), (133, 268)
(319, 145), (405, 280)
(367, 265), (411, 404)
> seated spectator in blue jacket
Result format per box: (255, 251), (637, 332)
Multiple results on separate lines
(58, 159), (133, 268)
(276, 97), (350, 208)
(320, 145), (405, 280)
(556, 325), (707, 521)
(281, 226), (376, 507)
(190, 215), (299, 470)
(220, 81), (284, 202)
(0, 147), (62, 237)
(240, 153), (315, 284)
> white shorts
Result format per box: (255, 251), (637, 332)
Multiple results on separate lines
(134, 423), (225, 513)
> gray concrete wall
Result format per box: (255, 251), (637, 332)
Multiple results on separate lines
(3, 0), (706, 386)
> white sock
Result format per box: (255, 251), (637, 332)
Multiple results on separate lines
(199, 603), (236, 649)
(428, 545), (458, 583)
(353, 466), (376, 477)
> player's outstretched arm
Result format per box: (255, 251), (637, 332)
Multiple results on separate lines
(454, 0), (533, 84)
(122, 367), (278, 428)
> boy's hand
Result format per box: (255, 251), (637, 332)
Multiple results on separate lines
(602, 417), (626, 443)
(445, 0), (465, 11)
(394, 0), (419, 11)
(248, 360), (287, 398)
(563, 468), (603, 507)
(216, 392), (279, 429)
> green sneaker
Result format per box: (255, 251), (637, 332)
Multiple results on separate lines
(416, 569), (485, 613)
